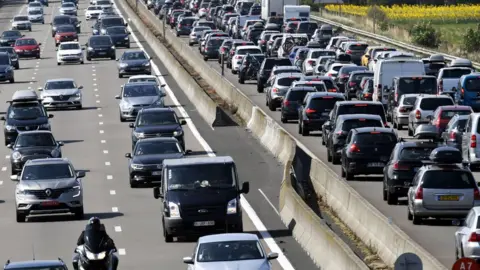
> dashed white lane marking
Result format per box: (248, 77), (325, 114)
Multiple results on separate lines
(0, 181), (3, 185)
(1, 167), (6, 172)
(94, 88), (98, 92)
(28, 86), (31, 89)
(33, 72), (36, 75)
(96, 100), (100, 103)
(95, 94), (99, 97)
(36, 62), (39, 64)
(98, 114), (103, 117)
(93, 83), (97, 86)
(31, 77), (35, 80)
(101, 140), (106, 143)
(109, 190), (116, 195)
(93, 78), (97, 81)
(114, 226), (122, 232)
(92, 73), (96, 76)
(105, 162), (111, 166)
(5, 155), (9, 159)
(103, 150), (108, 154)
(99, 130), (104, 134)
(34, 69), (38, 71)
(99, 122), (103, 125)
(112, 207), (118, 212)
(118, 249), (126, 256)
(107, 175), (113, 180)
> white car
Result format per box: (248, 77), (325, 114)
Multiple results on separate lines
(96, 0), (112, 10)
(28, 9), (45, 24)
(85, 5), (103, 20)
(127, 75), (164, 86)
(27, 1), (44, 14)
(39, 78), (83, 109)
(59, 2), (77, 16)
(231, 45), (262, 74)
(325, 63), (356, 79)
(11, 15), (32, 31)
(56, 42), (84, 65)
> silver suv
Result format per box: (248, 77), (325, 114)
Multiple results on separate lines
(407, 94), (454, 136)
(12, 158), (85, 222)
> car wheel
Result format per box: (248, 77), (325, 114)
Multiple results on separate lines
(412, 212), (422, 225)
(344, 164), (354, 180)
(57, 62), (61, 66)
(86, 57), (91, 61)
(111, 55), (115, 60)
(9, 78), (14, 83)
(126, 43), (130, 48)
(120, 114), (125, 122)
(327, 148), (332, 162)
(176, 32), (179, 37)
(301, 123), (309, 136)
(386, 190), (398, 205)
(332, 154), (340, 165)
(408, 124), (413, 136)
(256, 83), (263, 93)
(238, 74), (244, 84)
(268, 102), (276, 111)
(118, 74), (122, 78)
(29, 28), (32, 32)
(76, 105), (82, 110)
(74, 207), (84, 220)
(382, 181), (387, 201)
(203, 56), (208, 61)
(129, 178), (138, 188)
(280, 115), (287, 123)
(189, 42), (193, 46)
(80, 60), (84, 64)
(232, 69), (237, 74)
(163, 220), (173, 242)
(16, 211), (26, 223)
(14, 64), (19, 69)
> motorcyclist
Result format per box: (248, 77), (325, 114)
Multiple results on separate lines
(72, 217), (118, 270)
(242, 53), (251, 74)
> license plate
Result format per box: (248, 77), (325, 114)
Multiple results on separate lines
(321, 112), (329, 116)
(24, 51), (31, 54)
(41, 201), (59, 206)
(438, 195), (460, 201)
(367, 162), (384, 167)
(152, 171), (161, 176)
(194, 221), (215, 226)
(130, 67), (140, 70)
(98, 52), (106, 55)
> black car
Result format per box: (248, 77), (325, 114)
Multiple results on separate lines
(125, 137), (189, 187)
(8, 131), (63, 175)
(341, 127), (397, 180)
(281, 86), (316, 123)
(0, 52), (14, 83)
(105, 26), (130, 48)
(0, 30), (23, 46)
(2, 91), (53, 145)
(117, 50), (152, 78)
(176, 16), (196, 36)
(0, 47), (19, 69)
(256, 57), (292, 93)
(129, 107), (186, 150)
(336, 66), (368, 93)
(345, 70), (374, 100)
(50, 15), (72, 37)
(69, 16), (81, 33)
(327, 114), (384, 164)
(99, 16), (126, 35)
(85, 35), (115, 60)
(299, 92), (345, 136)
(202, 37), (224, 60)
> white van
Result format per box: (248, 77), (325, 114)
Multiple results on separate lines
(277, 33), (309, 58)
(373, 59), (425, 104)
(283, 5), (310, 23)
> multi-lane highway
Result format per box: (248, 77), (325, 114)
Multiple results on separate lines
(0, 0), (319, 269)
(139, 5), (466, 267)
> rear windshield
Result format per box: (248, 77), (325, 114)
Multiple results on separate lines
(311, 50), (336, 58)
(181, 18), (195, 25)
(237, 48), (261, 55)
(355, 133), (397, 145)
(287, 90), (315, 101)
(422, 170), (475, 189)
(342, 119), (383, 130)
(402, 96), (417, 106)
(348, 44), (368, 51)
(352, 73), (373, 81)
(465, 78), (480, 92)
(340, 66), (367, 75)
(337, 104), (386, 121)
(53, 17), (70, 24)
(296, 83), (326, 92)
(332, 65), (344, 72)
(309, 97), (343, 111)
(208, 39), (224, 46)
(399, 147), (435, 160)
(277, 77), (301, 86)
(321, 80), (335, 89)
(298, 22), (317, 30)
(102, 18), (124, 26)
(398, 78), (436, 95)
(442, 69), (472, 79)
(441, 110), (471, 118)
(264, 59), (291, 69)
(419, 98), (454, 110)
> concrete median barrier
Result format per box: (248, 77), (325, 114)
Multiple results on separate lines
(280, 161), (369, 270)
(117, 0), (447, 269)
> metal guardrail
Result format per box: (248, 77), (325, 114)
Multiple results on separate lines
(310, 14), (480, 69)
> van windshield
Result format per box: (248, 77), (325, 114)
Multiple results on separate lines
(465, 78), (480, 92)
(167, 164), (236, 191)
(422, 170), (475, 189)
(398, 78), (436, 95)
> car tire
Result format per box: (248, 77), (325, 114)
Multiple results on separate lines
(176, 32), (179, 37)
(80, 60), (84, 64)
(29, 28), (32, 32)
(386, 190), (398, 205)
(382, 182), (387, 201)
(74, 207), (84, 220)
(408, 124), (413, 136)
(16, 211), (26, 223)
(238, 75), (244, 84)
(344, 164), (354, 180)
(268, 102), (276, 112)
(327, 148), (332, 162)
(332, 154), (340, 165)
(256, 83), (263, 93)
(188, 42), (193, 46)
(15, 64), (19, 69)
(412, 212), (422, 225)
(280, 115), (286, 123)
(126, 43), (130, 48)
(301, 123), (309, 136)
(129, 178), (138, 188)
(163, 220), (173, 242)
(9, 78), (14, 83)
(120, 114), (125, 122)
(111, 55), (115, 60)
(86, 56), (91, 61)
(118, 74), (122, 78)
(57, 62), (61, 66)
(76, 105), (82, 110)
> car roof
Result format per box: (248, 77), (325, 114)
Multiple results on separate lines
(123, 50), (145, 54)
(17, 130), (53, 136)
(337, 100), (384, 106)
(288, 86), (316, 91)
(307, 92), (345, 99)
(395, 75), (436, 79)
(273, 66), (300, 70)
(45, 78), (75, 82)
(163, 156), (234, 167)
(25, 158), (70, 165)
(11, 90), (39, 102)
(129, 75), (158, 79)
(236, 45), (260, 50)
(5, 260), (65, 269)
(417, 94), (452, 99)
(275, 73), (303, 78)
(350, 70), (374, 75)
(58, 41), (80, 45)
(137, 137), (179, 143)
(397, 140), (439, 148)
(353, 127), (395, 134)
(139, 107), (174, 114)
(198, 233), (259, 244)
(337, 114), (382, 121)
(402, 94), (421, 98)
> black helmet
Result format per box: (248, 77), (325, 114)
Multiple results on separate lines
(88, 217), (101, 229)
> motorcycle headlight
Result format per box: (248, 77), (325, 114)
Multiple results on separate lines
(12, 151), (21, 160)
(68, 185), (81, 197)
(173, 130), (183, 136)
(51, 149), (60, 157)
(85, 250), (106, 260)
(5, 125), (14, 131)
(168, 201), (180, 218)
(227, 198), (237, 214)
(133, 131), (144, 139)
(130, 163), (144, 170)
(40, 123), (50, 129)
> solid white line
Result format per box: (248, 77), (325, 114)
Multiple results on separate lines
(114, 3), (295, 269)
(110, 190), (116, 195)
(118, 249), (126, 255)
(107, 175), (113, 180)
(103, 150), (108, 154)
(112, 207), (119, 212)
(99, 130), (104, 134)
(1, 167), (6, 172)
(259, 189), (280, 216)
(101, 140), (106, 143)
(114, 226), (122, 232)
(105, 162), (111, 166)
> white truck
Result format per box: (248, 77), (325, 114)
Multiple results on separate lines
(261, 0), (300, 20)
(283, 5), (311, 23)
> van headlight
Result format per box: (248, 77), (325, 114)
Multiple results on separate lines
(85, 250), (106, 260)
(12, 151), (21, 160)
(227, 198), (237, 214)
(168, 201), (180, 218)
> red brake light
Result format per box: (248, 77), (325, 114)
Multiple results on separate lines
(364, 93), (371, 97)
(272, 88), (279, 93)
(475, 189), (480, 200)
(471, 134), (477, 148)
(335, 131), (344, 135)
(415, 110), (421, 119)
(359, 118), (366, 121)
(307, 60), (315, 65)
(415, 187), (423, 199)
(433, 118), (440, 127)
(328, 89), (337, 92)
(469, 232), (480, 242)
(370, 131), (381, 134)
(322, 96), (334, 99)
(283, 100), (290, 106)
(346, 50), (352, 54)
(449, 131), (456, 140)
(399, 107), (407, 113)
(393, 162), (409, 171)
(355, 104), (368, 107)
(349, 82), (356, 87)
(349, 144), (360, 152)
(305, 108), (316, 114)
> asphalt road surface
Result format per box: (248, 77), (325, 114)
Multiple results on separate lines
(0, 0), (318, 269)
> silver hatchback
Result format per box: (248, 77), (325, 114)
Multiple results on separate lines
(407, 94), (454, 136)
(393, 93), (419, 130)
(265, 73), (303, 111)
(39, 78), (83, 109)
(188, 26), (211, 46)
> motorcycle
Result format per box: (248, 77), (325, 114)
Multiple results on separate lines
(76, 229), (116, 270)
(238, 58), (260, 84)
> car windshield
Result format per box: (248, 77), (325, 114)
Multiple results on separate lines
(399, 147), (435, 160)
(53, 17), (70, 24)
(441, 110), (471, 118)
(264, 59), (291, 69)
(237, 48), (262, 55)
(15, 133), (56, 147)
(88, 6), (102, 10)
(45, 80), (76, 89)
(338, 104), (386, 121)
(402, 96), (417, 106)
(8, 104), (45, 120)
(295, 83), (326, 92)
(137, 112), (177, 126)
(62, 3), (75, 7)
(277, 77), (302, 87)
(352, 73), (372, 82)
(340, 66), (367, 74)
(98, 0), (110, 4)
(123, 84), (159, 97)
(311, 50), (335, 58)
(207, 39), (225, 46)
(342, 119), (383, 130)
(123, 51), (147, 60)
(2, 31), (21, 37)
(60, 43), (80, 50)
(194, 27), (210, 32)
(14, 16), (28, 21)
(29, 10), (43, 14)
(419, 98), (454, 110)
(197, 240), (264, 262)
(134, 141), (181, 155)
(30, 2), (41, 6)
(57, 25), (75, 32)
(22, 164), (73, 180)
(107, 27), (127, 34)
(167, 164), (236, 190)
(0, 48), (15, 55)
(355, 133), (397, 145)
(286, 90), (315, 101)
(102, 18), (123, 27)
(16, 39), (37, 46)
(90, 37), (112, 46)
(422, 170), (475, 189)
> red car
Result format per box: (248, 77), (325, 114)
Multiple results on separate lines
(431, 105), (473, 133)
(54, 25), (78, 47)
(14, 38), (41, 59)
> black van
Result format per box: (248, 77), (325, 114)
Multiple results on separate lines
(153, 156), (250, 242)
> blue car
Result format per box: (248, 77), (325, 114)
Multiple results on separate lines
(459, 73), (480, 111)
(289, 46), (305, 65)
(4, 259), (67, 270)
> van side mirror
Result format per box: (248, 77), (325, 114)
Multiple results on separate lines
(78, 86), (83, 89)
(125, 153), (131, 158)
(6, 144), (12, 149)
(115, 95), (121, 99)
(10, 175), (18, 181)
(184, 149), (192, 155)
(0, 116), (5, 121)
(267, 252), (279, 260)
(38, 43), (42, 46)
(241, 182), (250, 194)
(153, 186), (163, 199)
(58, 141), (64, 146)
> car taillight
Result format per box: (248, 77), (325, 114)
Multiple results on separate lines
(399, 107), (407, 113)
(348, 82), (356, 87)
(230, 51), (234, 55)
(393, 162), (409, 171)
(178, 23), (182, 27)
(327, 73), (332, 77)
(433, 118), (440, 127)
(305, 108), (316, 114)
(307, 60), (315, 65)
(346, 50), (352, 54)
(283, 100), (289, 106)
(469, 232), (480, 242)
(415, 187), (423, 199)
(260, 40), (266, 44)
(475, 189), (480, 200)
(394, 92), (398, 102)
(415, 110), (421, 119)
(220, 47), (225, 52)
(328, 88), (337, 92)
(471, 134), (477, 148)
(204, 48), (208, 52)
(272, 88), (279, 93)
(449, 131), (456, 140)
(364, 93), (371, 97)
(340, 74), (348, 78)
(349, 144), (360, 152)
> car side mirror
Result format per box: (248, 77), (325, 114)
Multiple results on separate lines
(129, 123), (135, 128)
(149, 57), (153, 60)
(180, 120), (186, 125)
(184, 149), (192, 155)
(241, 181), (250, 194)
(0, 116), (5, 121)
(426, 115), (433, 121)
(153, 186), (163, 199)
(58, 141), (64, 146)
(161, 84), (166, 88)
(160, 92), (166, 97)
(115, 95), (121, 99)
(38, 43), (42, 46)
(91, 26), (94, 28)
(78, 86), (83, 89)
(55, 47), (58, 51)
(6, 144), (12, 149)
(183, 257), (194, 264)
(48, 114), (54, 118)
(82, 47), (85, 50)
(10, 175), (18, 181)
(115, 58), (119, 61)
(21, 34), (25, 37)
(76, 171), (85, 178)
(125, 153), (131, 158)
(37, 87), (43, 91)
(267, 252), (279, 260)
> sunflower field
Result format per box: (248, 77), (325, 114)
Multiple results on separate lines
(324, 4), (480, 22)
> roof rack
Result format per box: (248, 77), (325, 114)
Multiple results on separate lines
(8, 90), (41, 103)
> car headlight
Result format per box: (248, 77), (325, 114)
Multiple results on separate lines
(77, 52), (82, 56)
(120, 101), (131, 110)
(12, 151), (21, 160)
(39, 123), (50, 129)
(110, 45), (115, 49)
(16, 189), (27, 195)
(68, 185), (81, 197)
(124, 36), (129, 40)
(51, 149), (60, 157)
(119, 63), (127, 68)
(130, 163), (144, 170)
(5, 125), (15, 131)
(87, 47), (93, 51)
(133, 131), (144, 139)
(168, 201), (180, 218)
(227, 198), (237, 214)
(85, 250), (106, 260)
(144, 62), (150, 67)
(173, 130), (183, 136)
